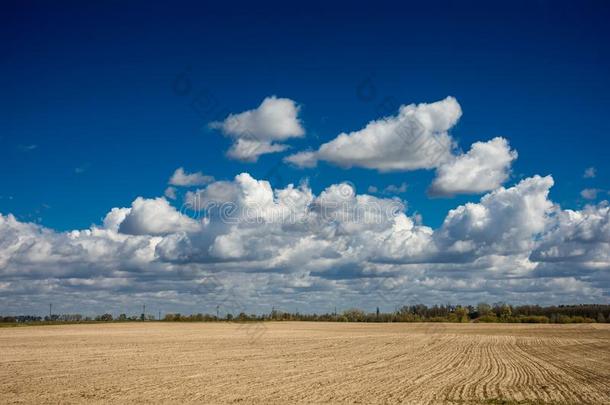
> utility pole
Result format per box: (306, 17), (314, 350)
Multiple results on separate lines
(49, 303), (52, 319)
(216, 305), (220, 319)
(142, 304), (146, 321)
(158, 310), (161, 321)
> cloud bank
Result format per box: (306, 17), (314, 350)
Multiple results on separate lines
(0, 96), (605, 314)
(1, 173), (607, 314)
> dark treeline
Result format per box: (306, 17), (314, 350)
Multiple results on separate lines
(2, 303), (610, 325)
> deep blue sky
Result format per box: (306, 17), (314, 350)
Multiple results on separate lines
(2, 0), (609, 230)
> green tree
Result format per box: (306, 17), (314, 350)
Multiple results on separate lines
(454, 306), (469, 323)
(499, 304), (512, 320)
(477, 302), (492, 316)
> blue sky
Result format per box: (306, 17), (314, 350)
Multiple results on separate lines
(2, 0), (609, 230)
(1, 1), (609, 315)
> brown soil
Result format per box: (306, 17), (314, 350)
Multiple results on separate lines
(1, 322), (609, 404)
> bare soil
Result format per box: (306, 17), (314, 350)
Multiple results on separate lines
(1, 322), (609, 404)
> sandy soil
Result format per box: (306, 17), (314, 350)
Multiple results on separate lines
(1, 322), (609, 404)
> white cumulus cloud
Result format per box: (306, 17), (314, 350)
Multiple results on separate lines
(115, 197), (201, 236)
(531, 202), (610, 276)
(1, 172), (608, 314)
(210, 96), (305, 162)
(169, 167), (214, 187)
(429, 137), (518, 196)
(436, 175), (555, 258)
(286, 97), (517, 196)
(286, 96), (459, 171)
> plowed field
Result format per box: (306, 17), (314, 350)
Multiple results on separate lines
(1, 322), (609, 404)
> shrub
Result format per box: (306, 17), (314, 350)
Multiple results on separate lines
(555, 315), (595, 323)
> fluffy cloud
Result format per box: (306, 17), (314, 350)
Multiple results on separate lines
(285, 97), (517, 196)
(169, 167), (214, 187)
(0, 213), (159, 278)
(115, 197), (201, 236)
(436, 175), (554, 258)
(226, 139), (289, 161)
(286, 97), (459, 171)
(429, 137), (518, 196)
(0, 172), (607, 314)
(210, 96), (305, 162)
(531, 202), (610, 269)
(284, 150), (318, 168)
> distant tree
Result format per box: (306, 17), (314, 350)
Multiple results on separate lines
(454, 306), (469, 323)
(499, 304), (512, 320)
(412, 304), (428, 317)
(96, 313), (113, 322)
(343, 308), (365, 322)
(477, 303), (492, 316)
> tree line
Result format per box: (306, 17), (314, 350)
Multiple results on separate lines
(2, 303), (609, 325)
